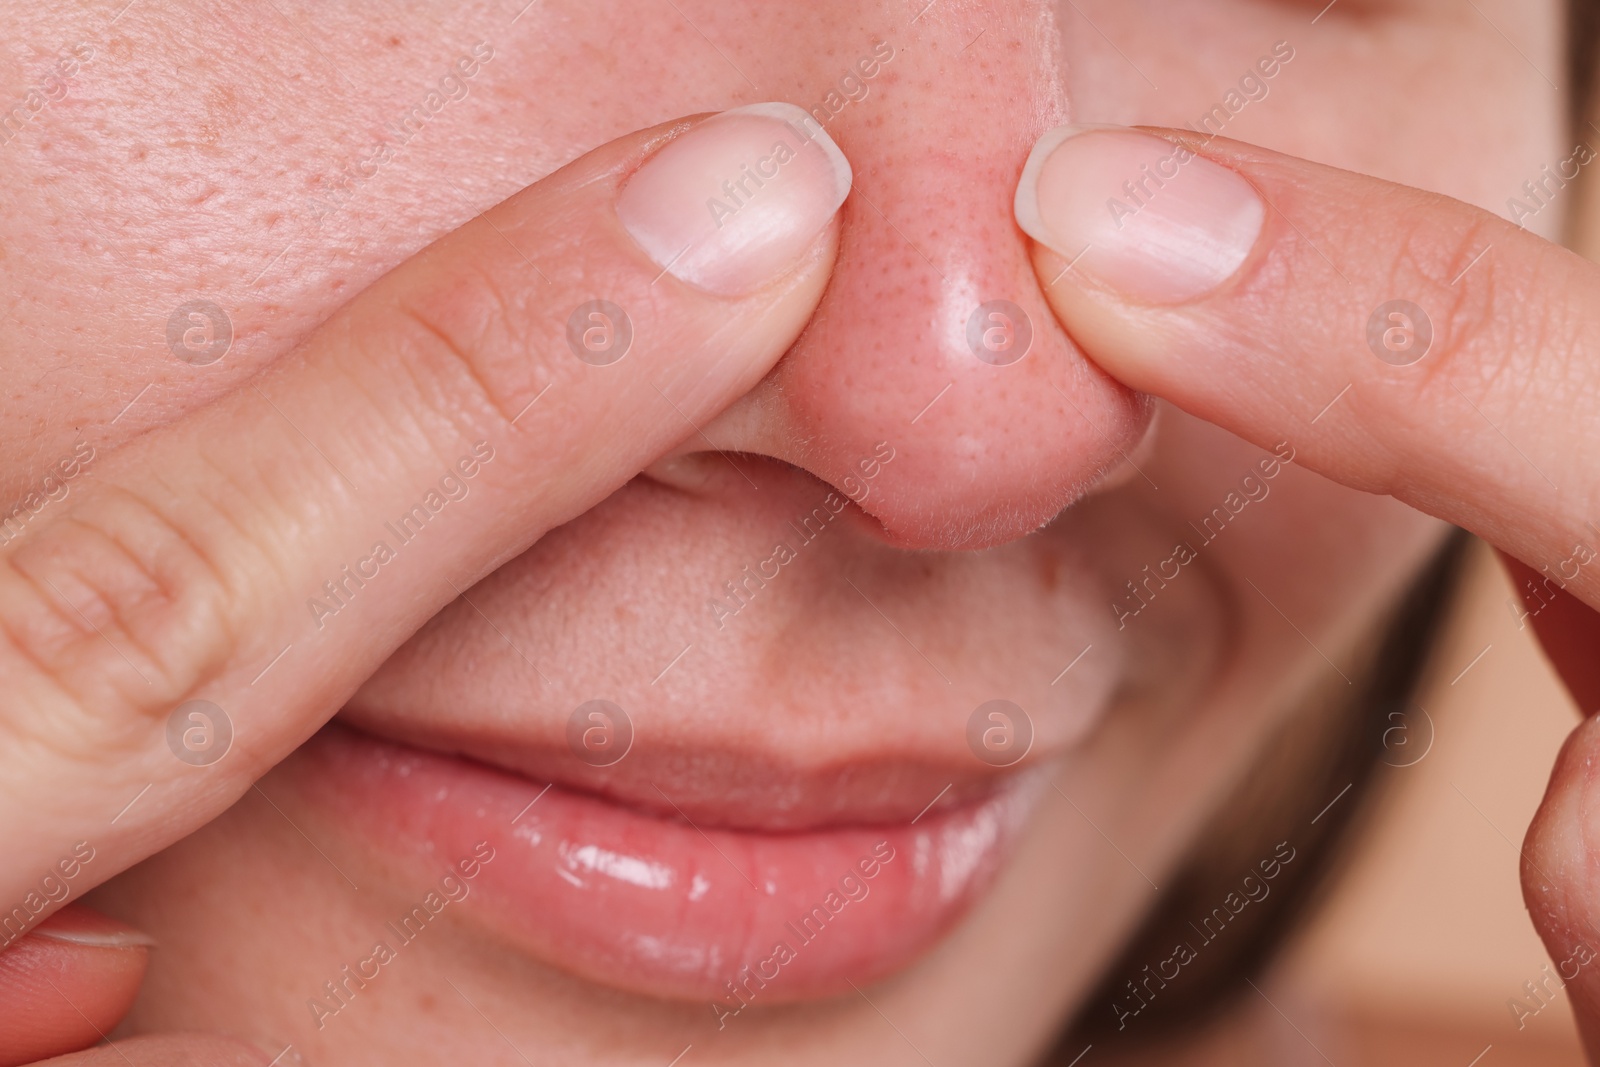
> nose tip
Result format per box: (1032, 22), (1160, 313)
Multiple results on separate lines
(667, 7), (1149, 550)
(696, 165), (1150, 551)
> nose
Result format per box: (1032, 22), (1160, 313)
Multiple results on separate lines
(672, 3), (1149, 550)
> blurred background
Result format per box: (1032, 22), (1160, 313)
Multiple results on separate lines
(1274, 541), (1584, 1065)
(1099, 541), (1587, 1065)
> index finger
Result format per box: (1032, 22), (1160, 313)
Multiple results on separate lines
(1015, 124), (1600, 609)
(0, 104), (849, 925)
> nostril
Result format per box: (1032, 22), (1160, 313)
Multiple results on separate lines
(641, 452), (733, 495)
(839, 384), (1157, 552)
(654, 307), (1154, 553)
(639, 449), (903, 550)
(642, 448), (896, 511)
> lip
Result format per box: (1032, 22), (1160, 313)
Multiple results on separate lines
(339, 719), (1028, 830)
(288, 725), (1046, 1005)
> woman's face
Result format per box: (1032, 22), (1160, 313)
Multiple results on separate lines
(20, 0), (1559, 1061)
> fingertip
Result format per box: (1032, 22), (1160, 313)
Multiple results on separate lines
(1015, 124), (1265, 306)
(1523, 715), (1600, 1058)
(31, 1034), (279, 1067)
(614, 101), (853, 296)
(0, 905), (151, 1067)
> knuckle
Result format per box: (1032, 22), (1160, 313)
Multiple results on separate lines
(1346, 216), (1528, 452)
(1408, 226), (1513, 395)
(1340, 208), (1598, 500)
(0, 485), (238, 757)
(1380, 215), (1535, 407)
(381, 260), (552, 436)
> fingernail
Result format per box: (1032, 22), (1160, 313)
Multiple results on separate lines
(31, 902), (158, 949)
(617, 102), (853, 296)
(1015, 125), (1265, 304)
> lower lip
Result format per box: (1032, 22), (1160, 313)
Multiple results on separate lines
(290, 727), (1039, 1005)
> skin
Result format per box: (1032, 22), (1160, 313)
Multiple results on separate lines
(0, 0), (1587, 1063)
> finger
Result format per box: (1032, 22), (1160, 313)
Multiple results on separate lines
(1523, 714), (1600, 1059)
(0, 905), (151, 1066)
(30, 1034), (270, 1066)
(0, 104), (849, 913)
(1014, 124), (1600, 608)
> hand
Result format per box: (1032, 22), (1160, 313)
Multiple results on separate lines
(0, 104), (847, 1064)
(1015, 123), (1600, 1059)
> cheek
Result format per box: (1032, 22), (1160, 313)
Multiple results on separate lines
(1150, 412), (1450, 700)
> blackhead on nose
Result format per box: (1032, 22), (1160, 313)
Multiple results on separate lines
(662, 2), (1150, 549)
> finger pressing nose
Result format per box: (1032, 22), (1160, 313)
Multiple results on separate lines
(670, 14), (1153, 551)
(1018, 123), (1600, 608)
(0, 105), (849, 948)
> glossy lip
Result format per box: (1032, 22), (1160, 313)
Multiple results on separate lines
(288, 725), (1048, 1004)
(342, 719), (1029, 830)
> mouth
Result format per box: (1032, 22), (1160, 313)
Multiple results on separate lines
(281, 471), (1149, 1009)
(288, 724), (1048, 1006)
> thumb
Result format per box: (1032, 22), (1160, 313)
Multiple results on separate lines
(0, 102), (850, 929)
(1523, 714), (1600, 1058)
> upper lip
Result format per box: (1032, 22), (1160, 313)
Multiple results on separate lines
(337, 718), (1023, 832)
